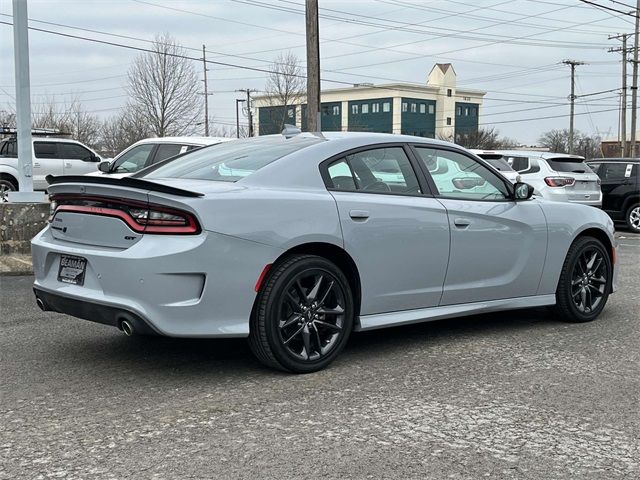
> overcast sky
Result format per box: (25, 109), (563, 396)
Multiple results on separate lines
(0, 0), (636, 144)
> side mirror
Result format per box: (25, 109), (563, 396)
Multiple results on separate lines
(98, 160), (111, 173)
(514, 182), (534, 200)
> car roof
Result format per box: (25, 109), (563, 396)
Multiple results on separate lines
(469, 149), (585, 161)
(133, 136), (232, 146)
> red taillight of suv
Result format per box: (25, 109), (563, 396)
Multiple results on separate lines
(50, 195), (200, 235)
(544, 176), (575, 187)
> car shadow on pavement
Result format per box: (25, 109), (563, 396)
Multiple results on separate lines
(53, 306), (560, 377)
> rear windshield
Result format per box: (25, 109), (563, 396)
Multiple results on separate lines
(546, 157), (593, 174)
(141, 135), (323, 182)
(484, 158), (515, 172)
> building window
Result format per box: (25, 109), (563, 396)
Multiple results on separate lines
(383, 102), (391, 112)
(419, 103), (426, 114)
(456, 106), (462, 116)
(464, 107), (469, 116)
(447, 89), (452, 97)
(428, 104), (434, 114)
(321, 105), (330, 116)
(352, 104), (359, 115)
(362, 103), (369, 114)
(332, 105), (340, 115)
(372, 103), (379, 113)
(288, 108), (295, 118)
(471, 107), (477, 116)
(410, 103), (417, 113)
(402, 102), (408, 112)
(446, 117), (452, 126)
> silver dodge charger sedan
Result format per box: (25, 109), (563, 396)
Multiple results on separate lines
(32, 132), (618, 373)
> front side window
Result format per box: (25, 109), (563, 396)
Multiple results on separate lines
(327, 147), (421, 194)
(58, 143), (93, 161)
(0, 140), (17, 157)
(34, 142), (58, 159)
(415, 148), (509, 201)
(382, 102), (390, 112)
(143, 136), (322, 182)
(112, 143), (155, 173)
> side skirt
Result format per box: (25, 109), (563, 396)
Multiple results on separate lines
(356, 294), (556, 331)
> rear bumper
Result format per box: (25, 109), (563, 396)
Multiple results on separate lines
(31, 226), (283, 337)
(537, 187), (602, 207)
(33, 287), (158, 335)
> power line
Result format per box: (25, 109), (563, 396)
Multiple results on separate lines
(578, 0), (639, 18)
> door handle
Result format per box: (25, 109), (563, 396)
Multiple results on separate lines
(349, 210), (370, 220)
(65, 162), (72, 168)
(33, 162), (41, 167)
(454, 218), (471, 228)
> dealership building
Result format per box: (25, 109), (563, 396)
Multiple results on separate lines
(254, 63), (486, 140)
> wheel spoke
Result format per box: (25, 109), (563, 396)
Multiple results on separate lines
(588, 284), (603, 297)
(317, 305), (344, 315)
(580, 288), (587, 310)
(586, 251), (598, 270)
(585, 286), (592, 309)
(294, 280), (307, 305)
(317, 280), (335, 306)
(280, 314), (301, 329)
(314, 320), (342, 332)
(590, 256), (603, 275)
(301, 325), (312, 359)
(307, 275), (324, 302)
(311, 323), (323, 354)
(591, 275), (606, 285)
(283, 324), (305, 345)
(285, 292), (302, 312)
(572, 277), (583, 286)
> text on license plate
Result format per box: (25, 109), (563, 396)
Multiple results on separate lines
(57, 255), (87, 286)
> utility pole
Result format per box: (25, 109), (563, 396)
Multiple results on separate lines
(235, 98), (245, 138)
(305, 0), (321, 132)
(563, 60), (586, 155)
(609, 34), (631, 156)
(202, 45), (209, 137)
(630, 0), (640, 157)
(236, 89), (256, 136)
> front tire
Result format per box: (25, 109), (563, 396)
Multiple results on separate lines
(554, 236), (612, 323)
(0, 175), (18, 202)
(625, 203), (640, 233)
(248, 254), (354, 373)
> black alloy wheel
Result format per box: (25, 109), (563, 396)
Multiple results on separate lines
(554, 236), (612, 323)
(249, 254), (354, 373)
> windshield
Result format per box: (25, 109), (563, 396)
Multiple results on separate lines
(547, 157), (593, 174)
(141, 136), (323, 182)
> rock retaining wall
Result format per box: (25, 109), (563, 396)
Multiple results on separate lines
(0, 202), (49, 255)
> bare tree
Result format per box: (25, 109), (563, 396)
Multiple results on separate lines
(539, 129), (602, 158)
(28, 97), (101, 147)
(455, 127), (518, 149)
(99, 109), (152, 157)
(127, 33), (202, 137)
(264, 52), (305, 132)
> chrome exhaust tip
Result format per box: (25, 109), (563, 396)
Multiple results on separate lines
(36, 297), (46, 311)
(120, 319), (134, 337)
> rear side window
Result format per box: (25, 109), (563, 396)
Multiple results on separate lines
(153, 143), (185, 163)
(484, 158), (515, 172)
(0, 140), (17, 157)
(34, 142), (58, 159)
(599, 162), (633, 180)
(143, 136), (322, 182)
(546, 158), (592, 174)
(326, 147), (421, 194)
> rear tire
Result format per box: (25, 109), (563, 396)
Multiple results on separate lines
(0, 174), (18, 202)
(553, 236), (612, 323)
(625, 203), (640, 234)
(248, 254), (354, 373)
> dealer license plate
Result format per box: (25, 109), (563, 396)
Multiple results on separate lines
(57, 255), (87, 286)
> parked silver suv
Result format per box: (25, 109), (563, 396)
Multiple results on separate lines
(471, 150), (602, 207)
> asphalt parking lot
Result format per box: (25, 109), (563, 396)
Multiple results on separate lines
(1, 232), (638, 479)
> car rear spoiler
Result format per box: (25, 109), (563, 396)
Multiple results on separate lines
(46, 175), (204, 198)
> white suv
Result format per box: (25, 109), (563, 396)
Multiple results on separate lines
(0, 137), (101, 200)
(90, 136), (231, 178)
(471, 150), (602, 207)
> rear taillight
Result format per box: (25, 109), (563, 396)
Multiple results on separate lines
(544, 176), (575, 187)
(50, 195), (200, 235)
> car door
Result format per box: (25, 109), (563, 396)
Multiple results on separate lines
(597, 162), (634, 215)
(324, 145), (450, 315)
(32, 141), (63, 190)
(413, 146), (547, 306)
(59, 142), (99, 176)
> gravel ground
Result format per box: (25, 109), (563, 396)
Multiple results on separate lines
(1, 232), (638, 479)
